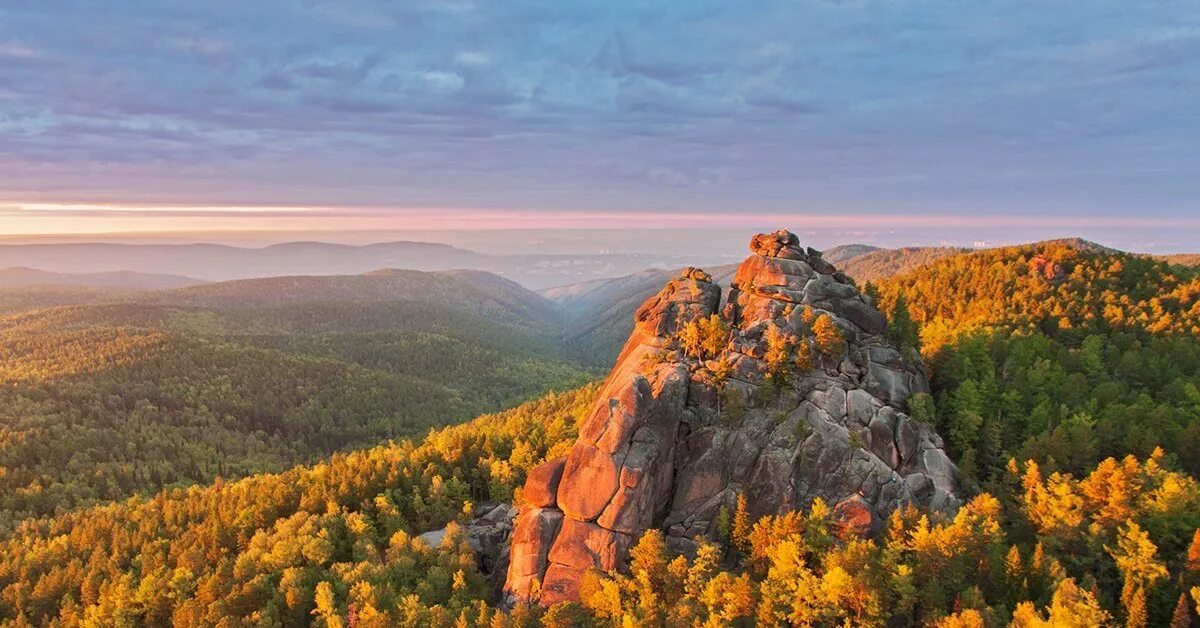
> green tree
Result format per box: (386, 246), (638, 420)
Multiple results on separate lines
(887, 291), (921, 351)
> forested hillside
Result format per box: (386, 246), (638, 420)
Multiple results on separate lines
(838, 245), (968, 282)
(870, 241), (1200, 488)
(0, 386), (597, 626)
(0, 285), (126, 315)
(5, 387), (1200, 625)
(0, 271), (593, 528)
(154, 269), (561, 328)
(1162, 253), (1200, 269)
(3, 240), (1200, 626)
(0, 267), (204, 290)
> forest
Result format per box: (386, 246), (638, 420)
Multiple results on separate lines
(869, 242), (1200, 488)
(1, 241), (1199, 625)
(0, 287), (592, 529)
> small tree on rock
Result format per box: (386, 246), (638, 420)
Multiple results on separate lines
(813, 314), (845, 360)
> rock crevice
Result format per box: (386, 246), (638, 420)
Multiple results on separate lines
(504, 230), (962, 605)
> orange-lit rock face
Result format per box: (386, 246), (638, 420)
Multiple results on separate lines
(503, 229), (962, 605)
(521, 458), (565, 508)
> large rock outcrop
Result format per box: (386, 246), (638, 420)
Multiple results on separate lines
(504, 230), (962, 605)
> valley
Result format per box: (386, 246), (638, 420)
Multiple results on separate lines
(10, 4), (1195, 623)
(0, 269), (594, 528)
(0, 233), (1197, 626)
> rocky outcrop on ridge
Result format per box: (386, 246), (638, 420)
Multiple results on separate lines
(504, 230), (962, 605)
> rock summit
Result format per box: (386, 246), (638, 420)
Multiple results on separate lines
(505, 229), (962, 604)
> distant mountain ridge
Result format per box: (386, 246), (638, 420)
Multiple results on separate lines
(153, 267), (563, 328)
(838, 246), (968, 282)
(0, 267), (205, 290)
(0, 240), (716, 289)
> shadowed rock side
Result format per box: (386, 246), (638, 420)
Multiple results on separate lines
(504, 230), (962, 605)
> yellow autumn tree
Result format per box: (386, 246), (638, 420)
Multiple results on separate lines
(732, 493), (752, 553)
(1108, 521), (1168, 628)
(312, 581), (344, 628)
(934, 609), (986, 628)
(812, 313), (845, 359)
(763, 324), (794, 386)
(1009, 578), (1111, 627)
(1021, 460), (1084, 538)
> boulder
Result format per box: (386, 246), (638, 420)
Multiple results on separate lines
(833, 496), (876, 538)
(522, 457), (566, 508)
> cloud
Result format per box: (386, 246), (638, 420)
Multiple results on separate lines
(0, 40), (39, 59)
(0, 0), (1196, 222)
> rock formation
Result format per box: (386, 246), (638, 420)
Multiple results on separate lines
(420, 502), (517, 598)
(504, 230), (962, 605)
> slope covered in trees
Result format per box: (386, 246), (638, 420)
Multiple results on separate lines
(153, 269), (562, 329)
(1161, 253), (1200, 269)
(0, 385), (597, 626)
(4, 384), (1200, 626)
(838, 245), (968, 283)
(0, 267), (204, 290)
(574, 450), (1200, 627)
(869, 241), (1200, 487)
(0, 271), (593, 528)
(4, 239), (1200, 625)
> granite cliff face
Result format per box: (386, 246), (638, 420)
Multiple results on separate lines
(504, 230), (962, 605)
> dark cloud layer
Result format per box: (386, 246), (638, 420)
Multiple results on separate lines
(0, 0), (1197, 219)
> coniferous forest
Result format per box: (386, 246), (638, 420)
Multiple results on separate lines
(1, 242), (1199, 626)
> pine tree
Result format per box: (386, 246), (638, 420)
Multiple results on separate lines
(711, 356), (732, 414)
(715, 505), (732, 545)
(699, 314), (731, 359)
(1108, 522), (1168, 628)
(887, 291), (921, 351)
(1126, 586), (1148, 628)
(1187, 529), (1200, 584)
(732, 494), (752, 553)
(812, 314), (845, 359)
(794, 339), (814, 373)
(679, 320), (704, 359)
(312, 581), (344, 628)
(1172, 592), (1194, 628)
(763, 324), (793, 386)
(1004, 545), (1027, 601)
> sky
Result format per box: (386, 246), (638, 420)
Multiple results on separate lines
(1, 1), (1198, 249)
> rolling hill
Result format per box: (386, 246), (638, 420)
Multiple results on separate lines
(0, 269), (594, 528)
(0, 268), (206, 315)
(0, 267), (204, 290)
(870, 239), (1200, 485)
(151, 268), (562, 328)
(837, 245), (968, 282)
(1160, 253), (1200, 268)
(3, 235), (1199, 625)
